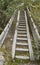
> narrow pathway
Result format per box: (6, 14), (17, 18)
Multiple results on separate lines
(0, 9), (40, 65)
(12, 10), (34, 61)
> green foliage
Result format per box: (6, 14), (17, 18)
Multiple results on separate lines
(0, 0), (40, 34)
(0, 0), (22, 34)
(30, 0), (40, 24)
(0, 0), (40, 64)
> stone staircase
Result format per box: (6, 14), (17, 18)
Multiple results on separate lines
(12, 10), (34, 61)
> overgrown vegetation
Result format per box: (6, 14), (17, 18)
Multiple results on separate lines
(0, 0), (22, 34)
(0, 0), (40, 64)
(0, 0), (40, 34)
(29, 0), (40, 34)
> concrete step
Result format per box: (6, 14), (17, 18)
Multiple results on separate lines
(17, 34), (27, 37)
(15, 55), (29, 59)
(20, 18), (25, 20)
(19, 20), (25, 22)
(19, 22), (26, 24)
(18, 28), (26, 30)
(20, 17), (25, 19)
(18, 26), (26, 28)
(18, 27), (26, 29)
(20, 16), (25, 17)
(20, 14), (25, 15)
(17, 28), (26, 31)
(19, 24), (26, 26)
(17, 31), (27, 34)
(16, 43), (28, 46)
(16, 48), (29, 52)
(20, 16), (25, 18)
(19, 23), (26, 25)
(17, 38), (27, 41)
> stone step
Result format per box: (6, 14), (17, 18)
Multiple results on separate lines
(17, 38), (27, 41)
(19, 24), (26, 25)
(20, 16), (25, 18)
(19, 22), (26, 24)
(18, 27), (26, 29)
(19, 24), (26, 26)
(20, 16), (25, 17)
(20, 16), (25, 19)
(18, 31), (27, 34)
(20, 18), (25, 20)
(17, 28), (26, 31)
(18, 28), (26, 30)
(20, 13), (25, 15)
(20, 12), (24, 14)
(16, 48), (29, 52)
(15, 55), (29, 59)
(19, 20), (25, 22)
(18, 26), (26, 28)
(17, 34), (27, 37)
(17, 31), (27, 34)
(16, 43), (28, 46)
(19, 21), (26, 23)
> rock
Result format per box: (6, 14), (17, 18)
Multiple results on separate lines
(0, 52), (5, 65)
(0, 56), (5, 65)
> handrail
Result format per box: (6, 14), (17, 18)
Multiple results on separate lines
(12, 10), (20, 59)
(0, 3), (24, 48)
(0, 10), (16, 47)
(27, 6), (40, 41)
(27, 6), (40, 59)
(25, 11), (34, 61)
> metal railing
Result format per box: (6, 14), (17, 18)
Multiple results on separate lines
(0, 10), (16, 48)
(0, 3), (24, 48)
(27, 6), (40, 60)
